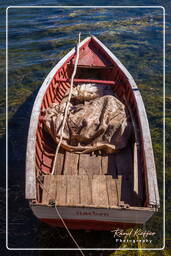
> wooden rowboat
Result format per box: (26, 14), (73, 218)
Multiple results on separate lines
(25, 36), (159, 231)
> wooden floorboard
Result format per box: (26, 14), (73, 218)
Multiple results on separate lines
(66, 175), (80, 206)
(92, 175), (109, 207)
(42, 171), (137, 208)
(115, 147), (132, 176)
(107, 154), (117, 178)
(115, 175), (124, 206)
(54, 149), (65, 175)
(101, 155), (108, 175)
(78, 153), (102, 175)
(106, 175), (118, 206)
(56, 175), (67, 206)
(80, 175), (92, 205)
(115, 146), (135, 206)
(63, 152), (79, 175)
(42, 174), (51, 204)
(47, 174), (57, 204)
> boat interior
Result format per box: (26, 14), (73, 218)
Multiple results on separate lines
(36, 37), (146, 209)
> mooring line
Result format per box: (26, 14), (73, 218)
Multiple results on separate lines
(40, 33), (86, 256)
(37, 175), (86, 256)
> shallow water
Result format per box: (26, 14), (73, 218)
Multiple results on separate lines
(1, 2), (170, 253)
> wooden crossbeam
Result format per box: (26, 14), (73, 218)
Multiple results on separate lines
(55, 78), (115, 86)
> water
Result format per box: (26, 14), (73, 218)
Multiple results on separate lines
(1, 1), (170, 253)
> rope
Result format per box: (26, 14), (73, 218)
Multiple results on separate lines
(52, 32), (81, 175)
(37, 176), (86, 256)
(44, 33), (86, 255)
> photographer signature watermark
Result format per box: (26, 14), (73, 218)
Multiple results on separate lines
(111, 228), (156, 244)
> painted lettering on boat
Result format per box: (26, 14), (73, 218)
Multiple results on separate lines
(76, 210), (109, 217)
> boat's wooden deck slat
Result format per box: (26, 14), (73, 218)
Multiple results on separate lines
(78, 154), (101, 175)
(47, 175), (57, 203)
(55, 175), (67, 205)
(115, 147), (137, 206)
(106, 175), (118, 206)
(92, 175), (109, 207)
(66, 175), (80, 206)
(54, 150), (65, 175)
(80, 175), (92, 205)
(116, 175), (124, 206)
(107, 154), (118, 178)
(63, 152), (79, 175)
(101, 155), (108, 175)
(42, 175), (51, 204)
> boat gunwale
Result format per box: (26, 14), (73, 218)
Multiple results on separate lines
(33, 202), (156, 212)
(30, 204), (155, 227)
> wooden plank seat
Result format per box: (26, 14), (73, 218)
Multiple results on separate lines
(41, 174), (128, 208)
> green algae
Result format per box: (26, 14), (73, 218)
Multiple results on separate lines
(111, 43), (139, 48)
(43, 14), (163, 39)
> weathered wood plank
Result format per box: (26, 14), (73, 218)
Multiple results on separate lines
(42, 175), (51, 204)
(92, 175), (109, 207)
(107, 154), (117, 178)
(47, 175), (57, 204)
(106, 175), (118, 206)
(115, 146), (134, 205)
(115, 175), (124, 206)
(101, 155), (108, 175)
(115, 147), (132, 176)
(54, 150), (65, 175)
(66, 175), (80, 206)
(122, 175), (132, 206)
(79, 153), (101, 175)
(56, 175), (67, 206)
(80, 175), (92, 205)
(63, 152), (79, 175)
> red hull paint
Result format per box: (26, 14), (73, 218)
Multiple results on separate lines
(40, 218), (138, 231)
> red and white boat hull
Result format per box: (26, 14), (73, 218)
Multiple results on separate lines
(31, 204), (154, 230)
